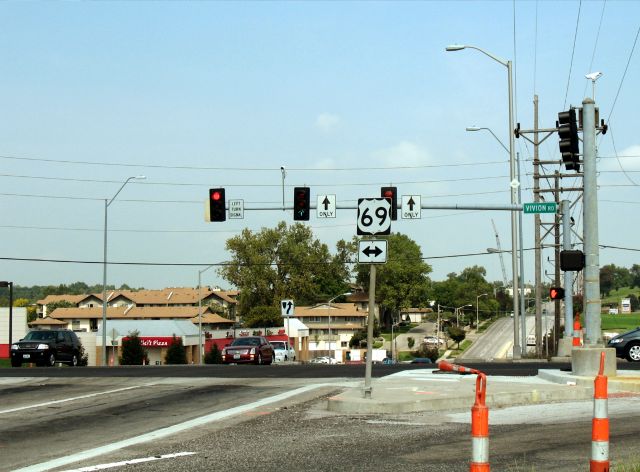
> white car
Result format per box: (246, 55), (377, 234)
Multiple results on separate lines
(309, 356), (337, 364)
(270, 341), (296, 362)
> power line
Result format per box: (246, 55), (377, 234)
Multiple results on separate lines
(0, 154), (507, 172)
(563, 0), (582, 109)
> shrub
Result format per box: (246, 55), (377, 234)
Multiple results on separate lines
(165, 334), (187, 364)
(77, 339), (89, 366)
(407, 336), (415, 349)
(120, 330), (148, 365)
(204, 343), (223, 364)
(414, 343), (439, 362)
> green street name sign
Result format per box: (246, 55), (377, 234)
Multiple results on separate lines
(523, 202), (557, 214)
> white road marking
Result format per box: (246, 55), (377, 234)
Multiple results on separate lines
(14, 383), (330, 472)
(60, 452), (196, 471)
(0, 385), (149, 415)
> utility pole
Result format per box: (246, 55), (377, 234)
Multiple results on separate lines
(554, 171), (561, 354)
(533, 95), (543, 357)
(582, 97), (602, 346)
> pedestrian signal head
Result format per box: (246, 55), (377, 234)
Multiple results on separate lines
(549, 287), (565, 300)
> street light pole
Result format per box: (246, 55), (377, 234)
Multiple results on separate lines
(327, 292), (351, 361)
(102, 175), (146, 367)
(447, 44), (521, 358)
(198, 264), (216, 365)
(0, 281), (13, 347)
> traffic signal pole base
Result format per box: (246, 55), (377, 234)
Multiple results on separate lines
(557, 338), (574, 357)
(571, 347), (617, 377)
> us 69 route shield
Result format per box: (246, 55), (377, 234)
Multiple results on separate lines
(357, 198), (391, 235)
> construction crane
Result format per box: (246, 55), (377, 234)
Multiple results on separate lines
(491, 219), (509, 288)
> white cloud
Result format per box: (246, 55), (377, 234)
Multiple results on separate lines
(372, 140), (431, 167)
(315, 113), (340, 132)
(599, 144), (640, 172)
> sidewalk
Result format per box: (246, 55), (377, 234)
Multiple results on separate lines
(326, 367), (640, 415)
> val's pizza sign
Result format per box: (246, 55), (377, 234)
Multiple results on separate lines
(123, 336), (176, 347)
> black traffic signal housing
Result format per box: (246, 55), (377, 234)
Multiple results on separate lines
(293, 187), (310, 221)
(560, 249), (585, 272)
(209, 188), (226, 222)
(381, 186), (398, 220)
(558, 109), (580, 172)
(550, 287), (565, 300)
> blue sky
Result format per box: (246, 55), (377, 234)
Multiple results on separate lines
(0, 1), (638, 291)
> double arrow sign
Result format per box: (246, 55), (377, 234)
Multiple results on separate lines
(358, 240), (387, 264)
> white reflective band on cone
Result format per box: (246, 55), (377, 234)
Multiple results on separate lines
(593, 398), (608, 418)
(591, 441), (609, 461)
(472, 437), (489, 463)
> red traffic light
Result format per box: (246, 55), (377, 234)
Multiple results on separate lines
(380, 186), (397, 220)
(293, 187), (310, 221)
(211, 191), (222, 201)
(208, 188), (226, 222)
(550, 287), (565, 300)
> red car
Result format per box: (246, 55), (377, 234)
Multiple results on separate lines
(222, 336), (274, 365)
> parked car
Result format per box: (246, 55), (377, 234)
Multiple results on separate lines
(222, 336), (274, 365)
(10, 329), (81, 367)
(381, 357), (396, 365)
(270, 341), (296, 362)
(423, 336), (444, 346)
(607, 327), (640, 362)
(309, 356), (337, 364)
(410, 357), (434, 364)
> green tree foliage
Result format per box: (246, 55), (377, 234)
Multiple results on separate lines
(432, 266), (501, 322)
(628, 294), (639, 312)
(244, 305), (282, 327)
(204, 343), (223, 364)
(631, 264), (640, 289)
(600, 264), (632, 297)
(120, 331), (148, 365)
(46, 300), (76, 316)
(165, 334), (187, 364)
(219, 222), (351, 316)
(414, 343), (439, 362)
(407, 336), (415, 349)
(354, 233), (432, 329)
(77, 339), (89, 366)
(447, 325), (466, 349)
(348, 321), (380, 348)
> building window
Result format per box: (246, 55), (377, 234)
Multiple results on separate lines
(72, 319), (80, 330)
(90, 319), (98, 331)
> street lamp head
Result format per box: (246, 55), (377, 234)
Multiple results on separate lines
(466, 126), (482, 132)
(486, 248), (501, 254)
(585, 71), (603, 82)
(0, 281), (11, 287)
(446, 44), (466, 52)
(134, 175), (147, 180)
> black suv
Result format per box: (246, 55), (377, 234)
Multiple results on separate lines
(607, 327), (640, 362)
(11, 329), (81, 367)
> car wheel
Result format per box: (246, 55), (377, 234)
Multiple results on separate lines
(11, 360), (21, 368)
(46, 353), (56, 367)
(625, 343), (640, 362)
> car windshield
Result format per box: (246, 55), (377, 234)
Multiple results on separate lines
(270, 342), (286, 349)
(24, 331), (57, 341)
(231, 337), (260, 346)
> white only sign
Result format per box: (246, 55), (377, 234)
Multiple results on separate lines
(401, 195), (421, 219)
(357, 198), (391, 235)
(280, 299), (295, 317)
(358, 240), (388, 264)
(229, 199), (244, 219)
(316, 195), (336, 218)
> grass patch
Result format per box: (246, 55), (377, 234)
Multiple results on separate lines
(601, 286), (640, 306)
(0, 358), (10, 368)
(598, 313), (640, 331)
(372, 341), (383, 349)
(380, 324), (416, 341)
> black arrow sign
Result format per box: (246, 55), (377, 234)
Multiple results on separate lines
(322, 196), (331, 210)
(362, 245), (383, 258)
(407, 197), (415, 211)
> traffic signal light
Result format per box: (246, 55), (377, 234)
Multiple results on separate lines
(293, 187), (310, 221)
(209, 188), (226, 222)
(381, 186), (397, 220)
(558, 109), (580, 172)
(550, 287), (565, 300)
(560, 250), (585, 272)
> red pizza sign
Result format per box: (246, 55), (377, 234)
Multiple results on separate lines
(122, 336), (176, 347)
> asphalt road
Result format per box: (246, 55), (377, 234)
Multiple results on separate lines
(3, 363), (640, 471)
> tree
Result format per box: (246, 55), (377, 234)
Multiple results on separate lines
(219, 222), (351, 317)
(120, 331), (147, 365)
(432, 266), (500, 320)
(14, 298), (38, 322)
(628, 294), (639, 312)
(447, 325), (466, 349)
(165, 335), (187, 364)
(631, 264), (640, 289)
(407, 336), (415, 349)
(46, 300), (76, 316)
(243, 305), (282, 328)
(354, 233), (432, 329)
(77, 339), (89, 366)
(414, 343), (439, 362)
(204, 343), (223, 364)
